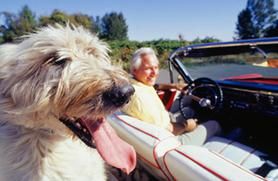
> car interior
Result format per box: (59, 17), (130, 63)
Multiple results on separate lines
(108, 38), (278, 180)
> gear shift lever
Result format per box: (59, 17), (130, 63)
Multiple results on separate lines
(189, 95), (213, 109)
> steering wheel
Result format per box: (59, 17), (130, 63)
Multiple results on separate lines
(179, 77), (223, 119)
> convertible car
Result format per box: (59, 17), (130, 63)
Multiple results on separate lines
(108, 37), (278, 180)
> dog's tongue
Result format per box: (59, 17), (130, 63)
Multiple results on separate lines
(83, 117), (136, 174)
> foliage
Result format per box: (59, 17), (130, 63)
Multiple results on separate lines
(0, 5), (37, 42)
(236, 9), (257, 39)
(235, 0), (278, 39)
(100, 12), (128, 40)
(18, 6), (37, 33)
(0, 36), (3, 44)
(191, 36), (221, 44)
(39, 10), (68, 26)
(248, 0), (277, 36)
(265, 20), (278, 37)
(108, 39), (190, 71)
(39, 10), (96, 32)
(0, 7), (128, 43)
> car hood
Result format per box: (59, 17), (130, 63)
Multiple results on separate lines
(223, 73), (278, 85)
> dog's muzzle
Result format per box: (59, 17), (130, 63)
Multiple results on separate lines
(103, 84), (135, 107)
(58, 84), (134, 148)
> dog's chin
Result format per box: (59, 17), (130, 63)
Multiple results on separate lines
(59, 116), (97, 148)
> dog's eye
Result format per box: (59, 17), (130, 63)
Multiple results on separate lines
(43, 53), (71, 66)
(54, 58), (68, 66)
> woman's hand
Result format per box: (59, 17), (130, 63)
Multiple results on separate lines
(184, 118), (198, 132)
(167, 118), (197, 135)
(174, 83), (187, 91)
(154, 83), (187, 91)
(167, 122), (187, 135)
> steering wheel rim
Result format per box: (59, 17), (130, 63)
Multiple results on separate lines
(179, 77), (223, 119)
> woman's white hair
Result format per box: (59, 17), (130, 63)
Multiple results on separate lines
(130, 47), (158, 74)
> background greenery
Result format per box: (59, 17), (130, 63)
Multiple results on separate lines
(0, 0), (277, 70)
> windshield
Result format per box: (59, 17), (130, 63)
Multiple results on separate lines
(157, 39), (278, 84)
(179, 52), (278, 80)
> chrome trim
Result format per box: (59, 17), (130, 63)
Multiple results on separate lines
(221, 86), (278, 96)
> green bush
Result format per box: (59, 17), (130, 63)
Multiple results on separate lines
(108, 39), (188, 71)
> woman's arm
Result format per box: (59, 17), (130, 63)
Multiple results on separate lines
(154, 83), (187, 91)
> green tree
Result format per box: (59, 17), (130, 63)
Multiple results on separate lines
(71, 13), (96, 32)
(39, 10), (70, 26)
(265, 20), (278, 37)
(94, 16), (102, 34)
(17, 5), (37, 33)
(0, 5), (37, 42)
(236, 8), (257, 39)
(235, 0), (277, 39)
(100, 12), (128, 40)
(248, 0), (277, 36)
(90, 16), (100, 33)
(0, 12), (17, 42)
(39, 10), (98, 33)
(191, 36), (220, 45)
(200, 36), (221, 43)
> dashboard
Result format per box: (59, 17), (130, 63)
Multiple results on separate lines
(218, 80), (278, 118)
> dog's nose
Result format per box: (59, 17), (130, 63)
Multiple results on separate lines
(103, 84), (135, 107)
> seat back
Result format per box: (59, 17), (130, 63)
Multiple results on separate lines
(157, 89), (177, 110)
(164, 145), (265, 181)
(108, 112), (181, 180)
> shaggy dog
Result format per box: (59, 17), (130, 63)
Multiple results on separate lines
(0, 25), (136, 181)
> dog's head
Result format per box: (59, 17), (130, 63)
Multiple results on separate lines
(0, 25), (136, 173)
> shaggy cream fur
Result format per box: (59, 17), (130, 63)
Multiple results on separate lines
(0, 24), (131, 181)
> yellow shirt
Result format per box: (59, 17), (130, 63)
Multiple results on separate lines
(122, 79), (170, 129)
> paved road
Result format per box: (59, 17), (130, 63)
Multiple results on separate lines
(157, 63), (278, 83)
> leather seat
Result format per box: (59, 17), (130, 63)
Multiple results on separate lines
(204, 136), (266, 172)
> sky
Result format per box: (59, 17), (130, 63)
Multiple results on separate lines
(0, 0), (277, 41)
